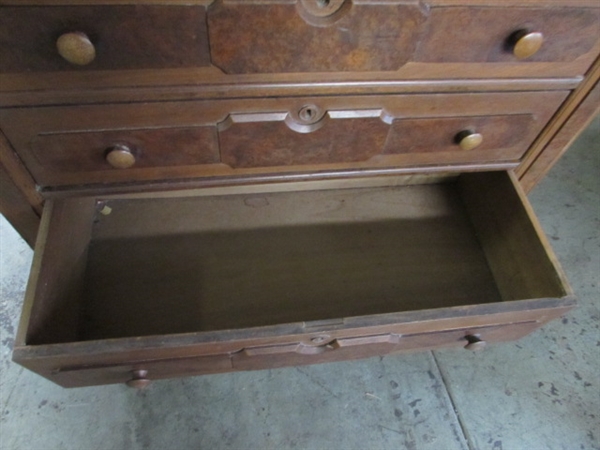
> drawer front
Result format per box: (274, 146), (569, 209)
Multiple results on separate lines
(45, 321), (540, 388)
(0, 91), (568, 188)
(208, 2), (599, 75)
(49, 354), (234, 388)
(207, 0), (428, 73)
(1, 3), (597, 84)
(12, 171), (574, 388)
(30, 127), (220, 172)
(231, 321), (541, 371)
(0, 6), (210, 72)
(417, 7), (599, 65)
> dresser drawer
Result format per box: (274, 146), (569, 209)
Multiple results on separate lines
(209, 2), (599, 77)
(0, 91), (568, 188)
(0, 5), (209, 72)
(1, 2), (597, 95)
(13, 171), (574, 387)
(416, 6), (600, 66)
(44, 321), (539, 388)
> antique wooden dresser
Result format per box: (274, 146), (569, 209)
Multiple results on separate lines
(0, 0), (598, 388)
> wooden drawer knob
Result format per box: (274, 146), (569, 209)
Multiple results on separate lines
(126, 369), (151, 389)
(464, 335), (487, 352)
(456, 131), (483, 151)
(56, 32), (96, 66)
(106, 144), (136, 169)
(512, 30), (544, 60)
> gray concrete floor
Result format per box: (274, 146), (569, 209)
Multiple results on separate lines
(1, 118), (598, 450)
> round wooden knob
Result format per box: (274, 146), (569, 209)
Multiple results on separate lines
(56, 32), (96, 66)
(512, 30), (544, 60)
(456, 131), (483, 151)
(464, 335), (487, 352)
(106, 144), (136, 169)
(126, 370), (151, 389)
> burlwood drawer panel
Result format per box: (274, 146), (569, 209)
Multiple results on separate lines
(208, 2), (600, 75)
(207, 0), (428, 73)
(1, 2), (598, 96)
(0, 5), (210, 72)
(0, 91), (568, 188)
(416, 6), (600, 66)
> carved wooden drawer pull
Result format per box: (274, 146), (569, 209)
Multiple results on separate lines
(464, 335), (487, 351)
(512, 30), (544, 60)
(126, 369), (151, 389)
(105, 144), (136, 169)
(56, 32), (96, 66)
(456, 130), (483, 151)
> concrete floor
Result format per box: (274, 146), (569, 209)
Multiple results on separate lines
(1, 118), (598, 450)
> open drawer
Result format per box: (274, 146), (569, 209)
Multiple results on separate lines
(13, 171), (575, 388)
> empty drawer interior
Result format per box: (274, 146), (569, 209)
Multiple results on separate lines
(23, 171), (569, 345)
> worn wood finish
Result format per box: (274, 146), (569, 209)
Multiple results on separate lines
(0, 164), (40, 247)
(0, 77), (580, 109)
(29, 126), (220, 175)
(13, 299), (574, 387)
(0, 130), (43, 246)
(521, 80), (600, 192)
(517, 57), (600, 189)
(0, 0), (597, 6)
(2, 0), (597, 388)
(417, 7), (600, 63)
(45, 321), (539, 388)
(80, 183), (501, 340)
(219, 115), (388, 168)
(208, 0), (427, 73)
(11, 172), (575, 386)
(16, 198), (97, 346)
(459, 171), (572, 301)
(229, 321), (539, 372)
(0, 91), (567, 188)
(385, 115), (533, 156)
(0, 5), (210, 72)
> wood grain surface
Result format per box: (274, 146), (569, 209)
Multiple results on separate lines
(208, 0), (427, 73)
(0, 5), (210, 72)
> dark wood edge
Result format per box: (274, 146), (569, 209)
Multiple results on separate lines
(0, 163), (39, 247)
(0, 0), (598, 6)
(13, 200), (56, 347)
(0, 77), (581, 108)
(517, 56), (600, 190)
(12, 296), (576, 363)
(40, 162), (519, 199)
(0, 130), (43, 246)
(520, 80), (600, 192)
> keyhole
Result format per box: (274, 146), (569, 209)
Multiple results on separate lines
(299, 105), (320, 123)
(317, 0), (330, 7)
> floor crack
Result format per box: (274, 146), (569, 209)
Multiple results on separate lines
(431, 351), (475, 450)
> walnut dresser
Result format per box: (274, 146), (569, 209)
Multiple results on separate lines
(0, 0), (599, 388)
